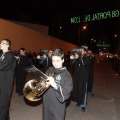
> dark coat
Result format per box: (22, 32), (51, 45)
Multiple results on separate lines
(0, 51), (16, 120)
(72, 56), (90, 105)
(87, 56), (96, 92)
(39, 57), (53, 73)
(16, 55), (29, 94)
(43, 67), (73, 120)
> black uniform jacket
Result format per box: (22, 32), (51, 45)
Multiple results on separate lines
(0, 51), (16, 95)
(0, 51), (16, 120)
(43, 66), (73, 120)
(72, 56), (90, 104)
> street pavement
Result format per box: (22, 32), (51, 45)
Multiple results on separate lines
(9, 62), (120, 120)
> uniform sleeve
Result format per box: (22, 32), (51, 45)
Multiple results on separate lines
(55, 73), (73, 103)
(78, 57), (91, 66)
(0, 53), (16, 71)
(19, 55), (29, 68)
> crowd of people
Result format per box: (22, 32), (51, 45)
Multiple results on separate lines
(0, 38), (96, 120)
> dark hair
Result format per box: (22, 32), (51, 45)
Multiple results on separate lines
(19, 48), (25, 51)
(88, 49), (93, 53)
(40, 49), (48, 56)
(52, 49), (64, 60)
(3, 39), (11, 46)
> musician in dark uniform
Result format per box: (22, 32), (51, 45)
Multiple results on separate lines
(87, 50), (96, 96)
(15, 48), (28, 95)
(0, 39), (16, 120)
(71, 46), (90, 112)
(43, 49), (73, 120)
(38, 50), (52, 73)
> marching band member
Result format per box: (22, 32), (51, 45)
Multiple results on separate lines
(15, 48), (29, 95)
(71, 46), (90, 112)
(43, 49), (73, 120)
(0, 39), (16, 120)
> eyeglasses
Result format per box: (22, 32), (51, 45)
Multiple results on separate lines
(0, 42), (8, 45)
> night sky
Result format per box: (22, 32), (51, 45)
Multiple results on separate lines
(0, 0), (120, 52)
(1, 0), (119, 25)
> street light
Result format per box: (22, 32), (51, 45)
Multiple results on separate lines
(91, 38), (96, 50)
(91, 38), (93, 49)
(114, 34), (117, 37)
(83, 26), (87, 30)
(78, 25), (87, 46)
(114, 34), (119, 52)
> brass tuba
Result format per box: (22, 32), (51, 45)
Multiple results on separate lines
(23, 65), (50, 101)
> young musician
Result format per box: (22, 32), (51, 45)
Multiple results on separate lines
(43, 49), (73, 120)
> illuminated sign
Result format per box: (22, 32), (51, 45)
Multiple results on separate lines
(71, 10), (119, 24)
(97, 44), (110, 47)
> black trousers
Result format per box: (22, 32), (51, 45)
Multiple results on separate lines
(16, 69), (27, 94)
(0, 88), (11, 120)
